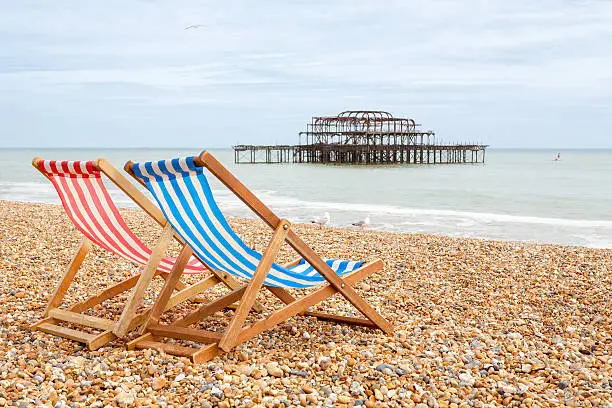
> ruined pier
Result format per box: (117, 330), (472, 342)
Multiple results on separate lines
(233, 110), (487, 164)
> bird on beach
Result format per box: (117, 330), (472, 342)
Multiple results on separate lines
(310, 212), (330, 228)
(352, 216), (371, 229)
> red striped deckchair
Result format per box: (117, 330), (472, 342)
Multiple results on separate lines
(31, 157), (250, 349)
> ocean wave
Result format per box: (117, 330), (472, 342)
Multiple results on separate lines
(2, 181), (611, 248)
(244, 194), (612, 229)
(3, 180), (612, 229)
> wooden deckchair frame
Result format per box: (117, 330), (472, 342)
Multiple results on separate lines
(30, 157), (253, 350)
(124, 151), (393, 363)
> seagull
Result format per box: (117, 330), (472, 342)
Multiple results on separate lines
(185, 24), (205, 30)
(352, 216), (370, 229)
(310, 212), (330, 228)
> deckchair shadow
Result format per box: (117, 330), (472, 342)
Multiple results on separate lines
(124, 151), (393, 363)
(30, 158), (253, 350)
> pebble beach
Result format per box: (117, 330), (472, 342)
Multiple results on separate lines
(0, 200), (610, 407)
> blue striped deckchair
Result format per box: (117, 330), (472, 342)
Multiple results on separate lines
(124, 151), (392, 363)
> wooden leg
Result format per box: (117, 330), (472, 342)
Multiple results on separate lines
(192, 344), (220, 364)
(159, 271), (187, 291)
(218, 220), (290, 352)
(266, 286), (297, 305)
(43, 238), (91, 317)
(235, 260), (386, 346)
(70, 273), (142, 313)
(174, 285), (248, 327)
(126, 333), (154, 350)
(161, 275), (220, 311)
(286, 232), (393, 335)
(302, 311), (377, 328)
(88, 330), (116, 350)
(114, 224), (174, 337)
(138, 245), (193, 332)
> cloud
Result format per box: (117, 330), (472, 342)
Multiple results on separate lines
(1, 0), (611, 147)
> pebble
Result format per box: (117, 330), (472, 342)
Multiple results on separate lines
(458, 372), (475, 387)
(265, 363), (283, 378)
(375, 363), (395, 375)
(210, 386), (224, 399)
(152, 377), (167, 391)
(114, 391), (134, 405)
(0, 201), (609, 408)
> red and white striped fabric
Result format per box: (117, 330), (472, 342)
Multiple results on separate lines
(38, 160), (205, 274)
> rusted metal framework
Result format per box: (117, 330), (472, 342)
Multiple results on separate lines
(233, 110), (487, 165)
(300, 110), (434, 146)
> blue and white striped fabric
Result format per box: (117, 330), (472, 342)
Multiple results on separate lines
(131, 156), (363, 288)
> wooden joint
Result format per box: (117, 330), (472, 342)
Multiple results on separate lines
(88, 331), (116, 350)
(278, 219), (291, 231)
(126, 333), (153, 350)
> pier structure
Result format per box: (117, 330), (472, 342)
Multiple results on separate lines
(233, 110), (486, 164)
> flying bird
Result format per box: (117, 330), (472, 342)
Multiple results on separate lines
(185, 24), (205, 30)
(352, 216), (370, 229)
(310, 212), (330, 228)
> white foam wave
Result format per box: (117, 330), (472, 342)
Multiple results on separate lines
(242, 192), (612, 229)
(2, 181), (611, 248)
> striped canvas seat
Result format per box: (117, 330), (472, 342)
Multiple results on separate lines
(123, 152), (392, 362)
(131, 157), (363, 288)
(39, 160), (205, 274)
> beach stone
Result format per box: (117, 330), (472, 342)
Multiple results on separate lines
(499, 384), (518, 395)
(375, 363), (395, 375)
(152, 377), (167, 391)
(289, 369), (308, 377)
(114, 391), (135, 405)
(350, 381), (365, 396)
(318, 356), (331, 369)
(239, 365), (253, 376)
(199, 383), (213, 392)
(266, 363), (283, 378)
(239, 351), (249, 362)
(458, 373), (475, 387)
(301, 384), (315, 394)
(211, 386), (224, 399)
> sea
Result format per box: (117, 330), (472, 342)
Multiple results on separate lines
(1, 148), (611, 249)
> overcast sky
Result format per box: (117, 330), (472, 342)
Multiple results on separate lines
(1, 1), (611, 148)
